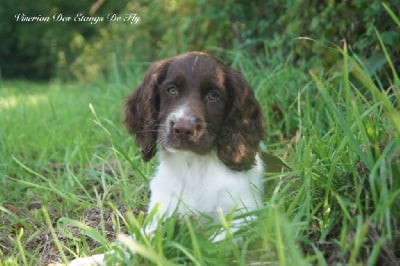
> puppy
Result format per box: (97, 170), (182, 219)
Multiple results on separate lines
(68, 51), (285, 265)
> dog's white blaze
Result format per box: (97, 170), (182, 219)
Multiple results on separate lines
(167, 105), (191, 122)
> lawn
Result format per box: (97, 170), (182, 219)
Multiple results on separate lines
(0, 48), (399, 265)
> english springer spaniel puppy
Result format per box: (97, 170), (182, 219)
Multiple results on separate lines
(69, 51), (284, 265)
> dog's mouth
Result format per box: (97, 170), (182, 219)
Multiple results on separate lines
(160, 126), (214, 155)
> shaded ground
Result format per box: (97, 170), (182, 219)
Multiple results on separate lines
(0, 161), (142, 265)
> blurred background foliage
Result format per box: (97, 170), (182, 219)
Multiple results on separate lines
(0, 0), (399, 82)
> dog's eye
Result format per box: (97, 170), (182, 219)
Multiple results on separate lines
(207, 90), (220, 101)
(166, 85), (178, 96)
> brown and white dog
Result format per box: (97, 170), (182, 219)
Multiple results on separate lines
(69, 52), (284, 265)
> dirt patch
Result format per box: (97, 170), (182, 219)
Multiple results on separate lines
(36, 206), (131, 265)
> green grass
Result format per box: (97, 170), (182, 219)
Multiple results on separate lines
(1, 45), (399, 265)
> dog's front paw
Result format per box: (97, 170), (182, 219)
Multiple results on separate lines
(68, 253), (105, 266)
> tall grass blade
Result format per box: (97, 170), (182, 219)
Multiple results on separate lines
(375, 28), (399, 85)
(15, 229), (28, 266)
(117, 233), (174, 266)
(382, 2), (400, 27)
(42, 207), (68, 264)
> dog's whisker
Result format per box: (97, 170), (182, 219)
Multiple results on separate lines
(137, 129), (158, 133)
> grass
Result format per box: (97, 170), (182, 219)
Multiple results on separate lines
(1, 43), (399, 265)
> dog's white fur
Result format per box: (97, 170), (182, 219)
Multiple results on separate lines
(150, 150), (263, 219)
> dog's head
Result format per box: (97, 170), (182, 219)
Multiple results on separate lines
(124, 52), (265, 171)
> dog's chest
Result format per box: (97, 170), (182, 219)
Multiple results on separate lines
(148, 151), (263, 218)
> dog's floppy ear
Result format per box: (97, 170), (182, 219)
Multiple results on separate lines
(124, 60), (170, 161)
(217, 67), (265, 171)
